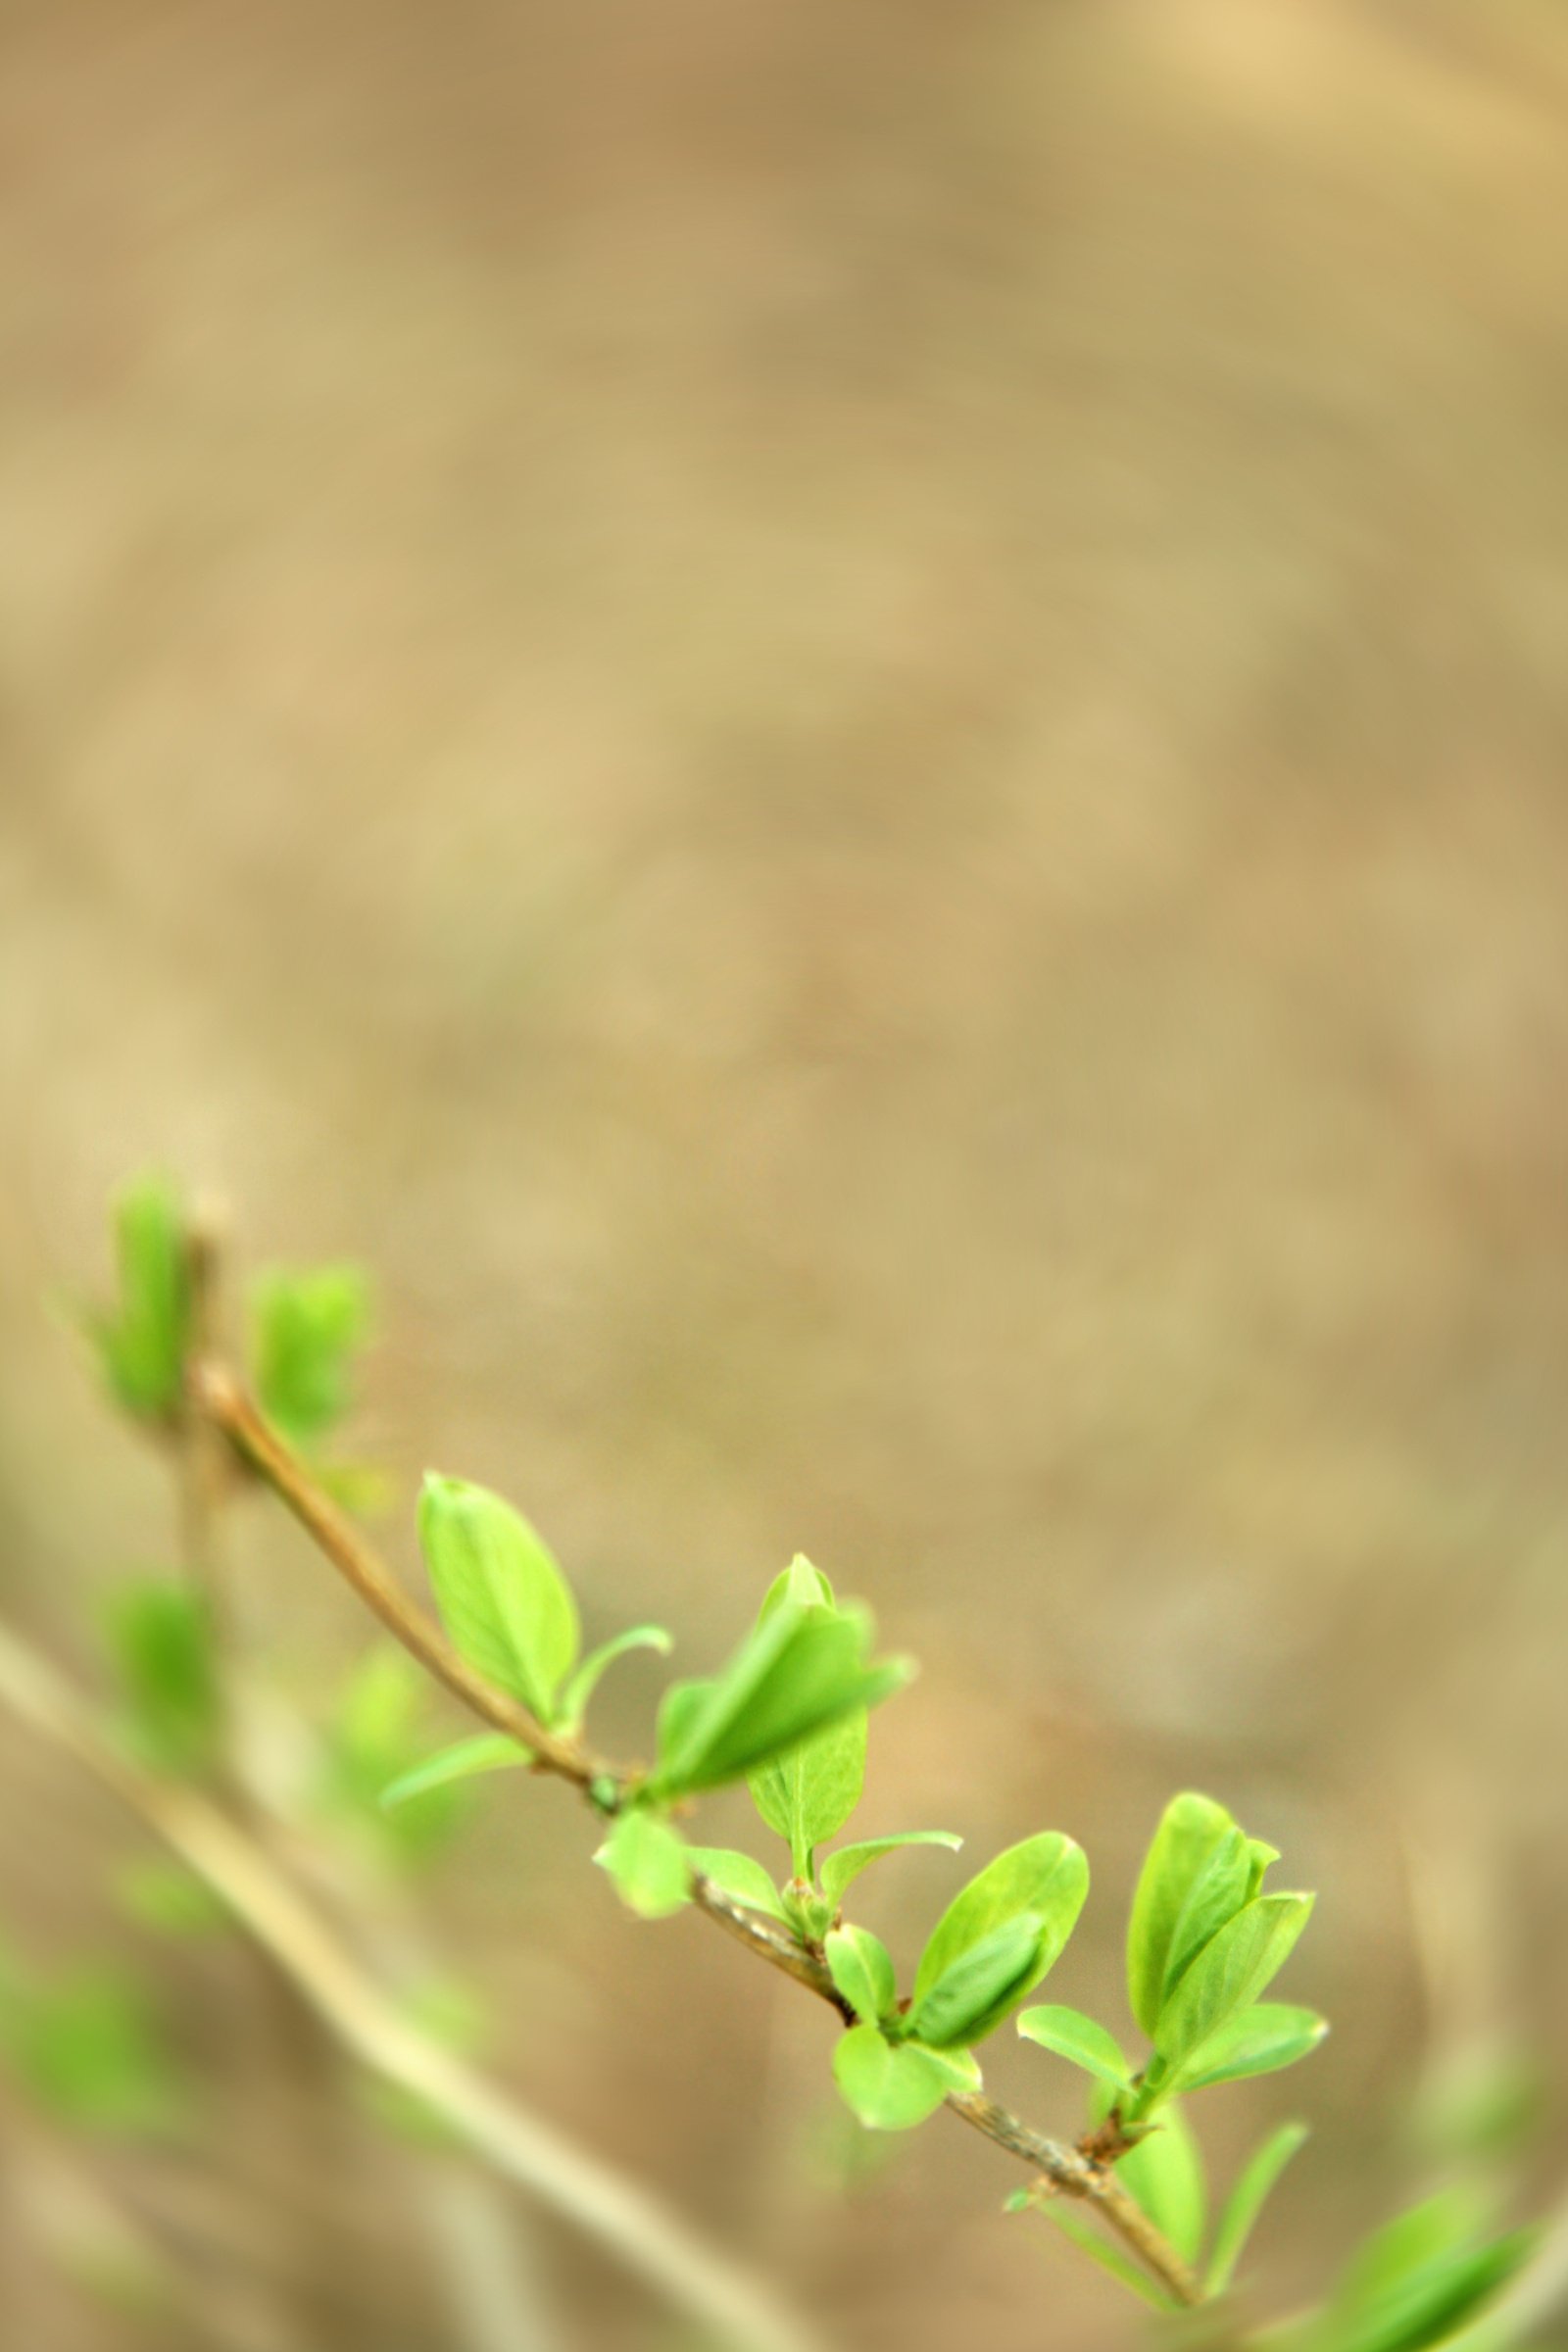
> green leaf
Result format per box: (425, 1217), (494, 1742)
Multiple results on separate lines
(380, 1734), (533, 1811)
(649, 1585), (908, 1801)
(1175, 2003), (1328, 2094)
(594, 1809), (691, 1920)
(9, 1969), (182, 2136)
(1032, 2201), (1181, 2310)
(749, 1709), (867, 1879)
(1247, 1838), (1281, 1900)
(418, 1475), (579, 1725)
(831, 2025), (977, 2132)
(686, 1846), (788, 1922)
(1155, 1893), (1315, 2077)
(249, 1265), (372, 1446)
(1320, 2207), (1539, 2352)
(1017, 2005), (1132, 2091)
(114, 1858), (227, 1938)
(819, 1833), (963, 1909)
(1207, 2121), (1309, 2295)
(910, 1916), (1050, 2050)
(1126, 1792), (1236, 2040)
(910, 1833), (1089, 2047)
(93, 1174), (191, 1420)
(560, 1626), (672, 1730)
(825, 1925), (898, 2027)
(1161, 1827), (1251, 2002)
(106, 1582), (219, 1777)
(744, 1558), (869, 1871)
(1116, 2102), (1207, 2267)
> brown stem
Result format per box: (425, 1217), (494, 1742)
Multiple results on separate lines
(192, 1362), (1201, 2311)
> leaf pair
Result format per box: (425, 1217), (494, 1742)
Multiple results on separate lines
(1125, 1793), (1320, 2111)
(649, 1565), (907, 1805)
(907, 1834), (1089, 2050)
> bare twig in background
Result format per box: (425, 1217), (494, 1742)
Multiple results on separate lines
(0, 1613), (828, 2352)
(194, 1359), (1203, 2309)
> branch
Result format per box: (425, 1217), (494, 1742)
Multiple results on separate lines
(0, 1614), (827, 2352)
(193, 1362), (1201, 2308)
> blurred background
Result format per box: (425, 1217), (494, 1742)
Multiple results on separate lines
(3, 0), (1568, 2345)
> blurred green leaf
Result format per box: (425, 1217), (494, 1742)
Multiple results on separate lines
(595, 1809), (690, 1920)
(249, 1265), (371, 1446)
(1016, 2004), (1132, 2091)
(323, 1647), (467, 1862)
(1316, 2199), (1539, 2352)
(825, 1924), (898, 2027)
(418, 1475), (579, 1725)
(1029, 2200), (1180, 2310)
(92, 1174), (191, 1421)
(114, 1858), (227, 1938)
(380, 1732), (532, 1811)
(832, 2025), (978, 2132)
(1115, 2101), (1207, 2267)
(560, 1625), (672, 1731)
(5, 1968), (183, 2137)
(106, 1581), (218, 1778)
(1127, 1792), (1236, 2041)
(686, 1845), (788, 1921)
(910, 1834), (1088, 2048)
(819, 1832), (963, 1909)
(1175, 2002), (1328, 2094)
(1207, 2120), (1309, 2295)
(1155, 1894), (1315, 2080)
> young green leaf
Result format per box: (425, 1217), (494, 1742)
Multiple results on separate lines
(1318, 2208), (1539, 2352)
(1161, 1827), (1251, 2002)
(418, 1475), (579, 1725)
(380, 1733), (533, 1811)
(559, 1626), (672, 1731)
(106, 1581), (219, 1778)
(1175, 2003), (1328, 2094)
(9, 1968), (183, 2136)
(911, 1834), (1088, 2047)
(1246, 1838), (1281, 1900)
(686, 1846), (788, 1922)
(910, 1916), (1051, 2050)
(819, 1833), (963, 1909)
(249, 1265), (372, 1446)
(1126, 1792), (1236, 2039)
(650, 1590), (907, 1801)
(1016, 2005), (1132, 2092)
(93, 1174), (191, 1420)
(743, 1560), (867, 1868)
(1207, 2121), (1309, 2295)
(594, 1809), (691, 1920)
(1155, 1893), (1315, 2079)
(1031, 2202), (1181, 2311)
(832, 2025), (977, 2132)
(825, 1925), (898, 2027)
(1115, 2102), (1207, 2267)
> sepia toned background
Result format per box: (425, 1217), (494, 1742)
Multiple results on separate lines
(3, 1), (1568, 2345)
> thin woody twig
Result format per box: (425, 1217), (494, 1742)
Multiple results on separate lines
(0, 1616), (827, 2352)
(192, 1361), (1201, 2309)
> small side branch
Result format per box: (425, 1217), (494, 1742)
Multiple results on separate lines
(192, 1363), (1202, 2312)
